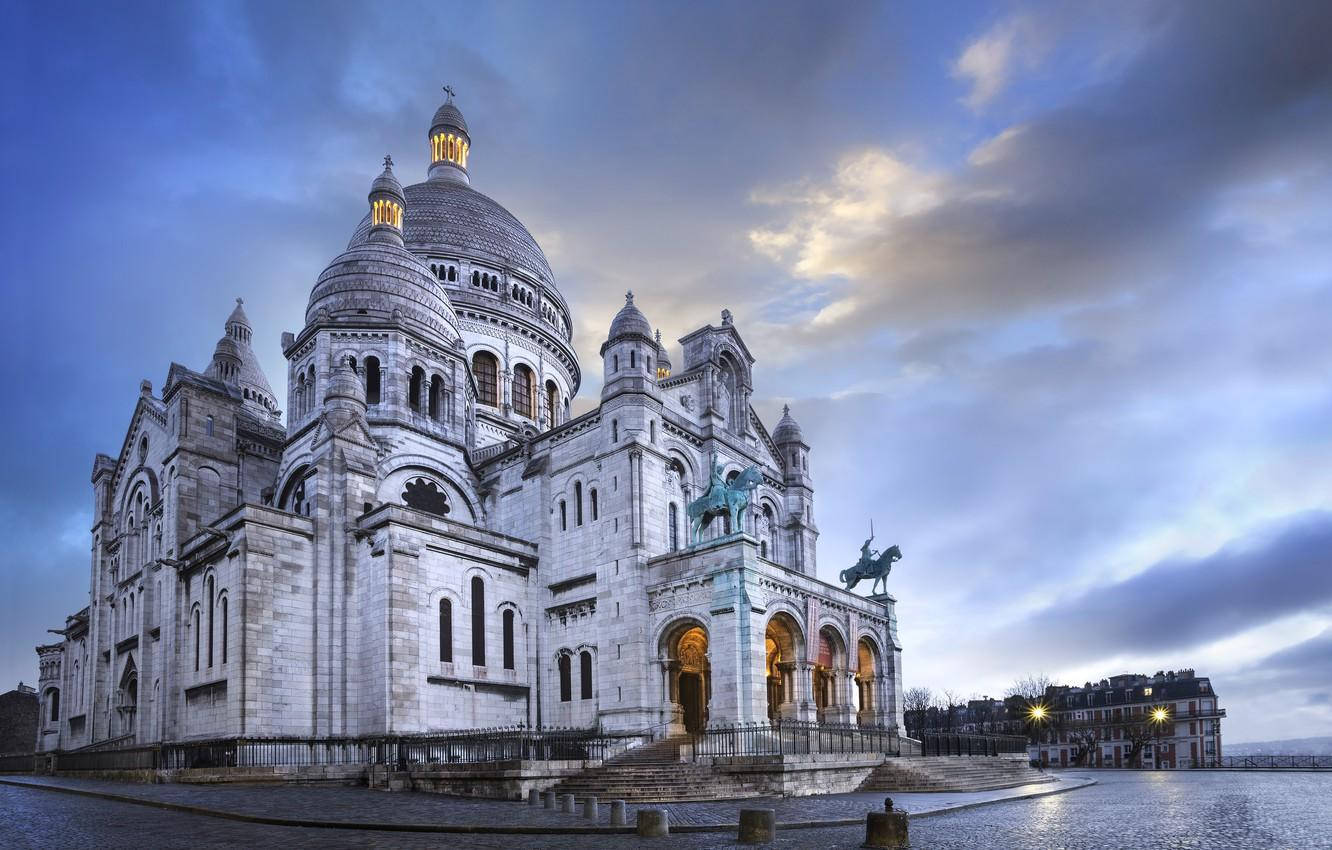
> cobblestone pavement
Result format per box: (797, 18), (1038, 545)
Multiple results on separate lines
(0, 773), (1072, 826)
(4, 770), (1330, 849)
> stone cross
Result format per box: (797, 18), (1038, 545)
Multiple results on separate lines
(443, 84), (456, 99)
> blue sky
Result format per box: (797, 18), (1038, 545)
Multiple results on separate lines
(2, 0), (1330, 743)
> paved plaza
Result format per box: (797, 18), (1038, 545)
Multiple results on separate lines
(3, 770), (1330, 848)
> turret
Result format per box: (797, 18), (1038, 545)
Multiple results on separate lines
(206, 297), (280, 421)
(773, 404), (817, 574)
(427, 86), (471, 185)
(600, 291), (660, 401)
(655, 329), (672, 379)
(367, 155), (406, 247)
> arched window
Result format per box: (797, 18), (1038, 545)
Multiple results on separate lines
(649, 420), (656, 443)
(448, 266), (457, 282)
(403, 478), (451, 516)
(192, 606), (201, 672)
(580, 651), (593, 700)
(630, 350), (637, 369)
(574, 482), (583, 526)
(428, 374), (442, 419)
(471, 577), (485, 667)
(669, 503), (680, 551)
(472, 352), (498, 407)
(409, 366), (425, 412)
(559, 654), (572, 702)
(472, 270), (480, 287)
(612, 420), (618, 443)
(205, 415), (214, 437)
(590, 489), (598, 521)
(545, 380), (559, 427)
(439, 599), (453, 663)
(503, 609), (515, 670)
(512, 364), (535, 419)
(46, 688), (60, 723)
(613, 354), (619, 372)
(364, 356), (381, 405)
(206, 575), (215, 668)
(560, 500), (567, 531)
(220, 594), (229, 663)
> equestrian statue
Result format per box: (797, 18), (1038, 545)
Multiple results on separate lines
(687, 453), (763, 543)
(839, 524), (902, 596)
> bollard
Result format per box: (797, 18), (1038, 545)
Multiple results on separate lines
(864, 810), (909, 848)
(560, 793), (576, 814)
(610, 799), (628, 826)
(636, 809), (670, 837)
(543, 790), (556, 809)
(582, 794), (599, 820)
(738, 808), (776, 844)
(528, 789), (540, 806)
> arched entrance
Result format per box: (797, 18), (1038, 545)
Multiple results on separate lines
(814, 626), (852, 723)
(765, 613), (804, 721)
(116, 656), (138, 738)
(856, 637), (880, 724)
(661, 620), (710, 734)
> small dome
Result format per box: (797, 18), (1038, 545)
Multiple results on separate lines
(431, 100), (468, 136)
(207, 297), (278, 420)
(607, 291), (652, 342)
(370, 154), (405, 202)
(226, 297), (251, 330)
(324, 355), (366, 408)
(773, 404), (803, 444)
(655, 329), (673, 377)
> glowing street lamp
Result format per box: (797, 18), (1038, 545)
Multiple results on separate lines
(1027, 703), (1049, 722)
(1151, 707), (1170, 723)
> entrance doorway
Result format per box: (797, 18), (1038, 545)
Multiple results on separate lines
(764, 613), (804, 720)
(680, 672), (704, 733)
(661, 621), (710, 734)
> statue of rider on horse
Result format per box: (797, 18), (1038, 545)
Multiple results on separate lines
(687, 452), (763, 544)
(839, 521), (902, 596)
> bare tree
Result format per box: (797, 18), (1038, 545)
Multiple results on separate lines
(1065, 717), (1102, 766)
(902, 687), (932, 738)
(939, 689), (963, 732)
(1005, 674), (1055, 701)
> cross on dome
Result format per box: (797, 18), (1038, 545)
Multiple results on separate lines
(383, 154), (394, 169)
(443, 84), (456, 101)
(625, 290), (635, 304)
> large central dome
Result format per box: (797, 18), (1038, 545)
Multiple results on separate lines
(348, 180), (554, 285)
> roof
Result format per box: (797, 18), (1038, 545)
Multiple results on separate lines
(348, 180), (554, 285)
(607, 291), (652, 342)
(431, 101), (468, 135)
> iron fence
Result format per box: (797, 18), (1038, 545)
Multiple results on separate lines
(690, 721), (902, 760)
(0, 753), (35, 773)
(1214, 755), (1332, 769)
(916, 732), (1029, 756)
(42, 726), (620, 773)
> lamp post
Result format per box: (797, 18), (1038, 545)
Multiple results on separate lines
(1149, 706), (1170, 769)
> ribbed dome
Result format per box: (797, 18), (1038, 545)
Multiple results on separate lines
(655, 329), (673, 371)
(308, 243), (461, 344)
(370, 156), (405, 201)
(348, 181), (555, 285)
(431, 101), (468, 135)
(773, 405), (804, 444)
(608, 291), (652, 341)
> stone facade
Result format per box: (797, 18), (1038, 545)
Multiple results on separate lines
(35, 93), (903, 751)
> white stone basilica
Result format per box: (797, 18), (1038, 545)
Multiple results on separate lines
(35, 93), (903, 752)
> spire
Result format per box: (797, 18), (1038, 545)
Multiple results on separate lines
(428, 87), (471, 184)
(655, 328), (673, 379)
(207, 296), (280, 421)
(367, 155), (406, 246)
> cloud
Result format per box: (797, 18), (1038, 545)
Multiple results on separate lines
(952, 14), (1048, 109)
(1013, 512), (1332, 663)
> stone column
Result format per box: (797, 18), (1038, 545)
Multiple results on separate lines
(794, 662), (817, 722)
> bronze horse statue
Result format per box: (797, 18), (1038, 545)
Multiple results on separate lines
(688, 465), (763, 543)
(840, 544), (902, 596)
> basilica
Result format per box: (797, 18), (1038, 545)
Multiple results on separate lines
(34, 93), (903, 752)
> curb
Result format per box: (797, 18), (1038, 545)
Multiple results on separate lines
(0, 776), (1094, 835)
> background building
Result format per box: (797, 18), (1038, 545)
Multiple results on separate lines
(0, 683), (38, 756)
(1031, 669), (1224, 769)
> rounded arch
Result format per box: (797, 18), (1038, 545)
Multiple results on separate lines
(459, 564), (496, 599)
(764, 608), (806, 660)
(277, 463), (314, 515)
(655, 614), (712, 659)
(377, 458), (478, 523)
(816, 621), (850, 668)
(118, 466), (161, 517)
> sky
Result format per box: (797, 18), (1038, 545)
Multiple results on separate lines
(2, 0), (1330, 744)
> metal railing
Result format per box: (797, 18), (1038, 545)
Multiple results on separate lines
(0, 753), (35, 773)
(1213, 755), (1332, 769)
(690, 721), (902, 760)
(916, 732), (1029, 756)
(41, 726), (618, 773)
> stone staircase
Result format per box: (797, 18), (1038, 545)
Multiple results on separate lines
(547, 736), (767, 802)
(859, 756), (1051, 793)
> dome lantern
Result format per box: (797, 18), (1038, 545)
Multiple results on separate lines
(367, 155), (406, 246)
(655, 329), (672, 379)
(428, 85), (471, 185)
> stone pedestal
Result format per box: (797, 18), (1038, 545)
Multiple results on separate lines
(738, 808), (776, 844)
